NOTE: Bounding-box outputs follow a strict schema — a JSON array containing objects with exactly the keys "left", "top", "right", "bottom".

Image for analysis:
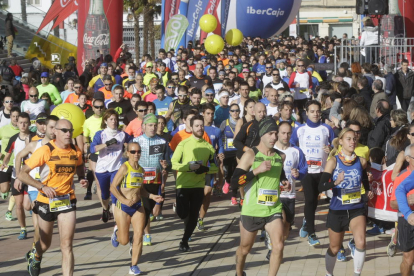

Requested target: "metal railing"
[{"left": 334, "top": 37, "right": 414, "bottom": 74}]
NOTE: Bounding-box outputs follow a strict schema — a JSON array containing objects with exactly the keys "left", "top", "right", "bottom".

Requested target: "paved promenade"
[{"left": 0, "top": 175, "right": 402, "bottom": 276}]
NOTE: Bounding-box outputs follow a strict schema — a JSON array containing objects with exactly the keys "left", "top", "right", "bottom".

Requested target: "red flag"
[
  {"left": 37, "top": 0, "right": 78, "bottom": 34},
  {"left": 199, "top": 0, "right": 221, "bottom": 43}
]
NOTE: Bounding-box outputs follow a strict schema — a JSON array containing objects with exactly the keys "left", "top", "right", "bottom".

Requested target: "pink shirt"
[{"left": 144, "top": 93, "right": 157, "bottom": 102}]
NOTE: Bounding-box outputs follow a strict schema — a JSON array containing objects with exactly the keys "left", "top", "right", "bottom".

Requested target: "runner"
[
  {"left": 231, "top": 117, "right": 290, "bottom": 276},
  {"left": 19, "top": 119, "right": 88, "bottom": 276},
  {"left": 290, "top": 100, "right": 335, "bottom": 246},
  {"left": 165, "top": 85, "right": 190, "bottom": 129},
  {"left": 90, "top": 109, "right": 133, "bottom": 222},
  {"left": 133, "top": 114, "right": 170, "bottom": 246},
  {"left": 1, "top": 112, "right": 33, "bottom": 240},
  {"left": 109, "top": 142, "right": 163, "bottom": 275},
  {"left": 14, "top": 115, "right": 58, "bottom": 256},
  {"left": 319, "top": 128, "right": 371, "bottom": 276},
  {"left": 171, "top": 114, "right": 219, "bottom": 252}
]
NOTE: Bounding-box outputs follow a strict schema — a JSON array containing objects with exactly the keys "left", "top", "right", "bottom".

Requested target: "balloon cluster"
[
  {"left": 51, "top": 103, "right": 86, "bottom": 138},
  {"left": 199, "top": 14, "right": 244, "bottom": 55}
]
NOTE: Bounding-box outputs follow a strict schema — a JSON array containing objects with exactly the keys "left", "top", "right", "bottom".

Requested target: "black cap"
[
  {"left": 36, "top": 112, "right": 47, "bottom": 123},
  {"left": 93, "top": 91, "right": 105, "bottom": 101}
]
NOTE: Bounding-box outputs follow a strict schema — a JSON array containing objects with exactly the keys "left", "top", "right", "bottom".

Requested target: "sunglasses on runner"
[
  {"left": 138, "top": 109, "right": 148, "bottom": 112},
  {"left": 94, "top": 105, "right": 104, "bottom": 109},
  {"left": 230, "top": 109, "right": 240, "bottom": 113},
  {"left": 74, "top": 86, "right": 81, "bottom": 89},
  {"left": 129, "top": 150, "right": 142, "bottom": 154},
  {"left": 4, "top": 100, "right": 13, "bottom": 104},
  {"left": 56, "top": 128, "right": 74, "bottom": 133}
]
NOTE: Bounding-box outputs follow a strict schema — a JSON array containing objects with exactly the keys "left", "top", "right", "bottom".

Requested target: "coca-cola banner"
[
  {"left": 367, "top": 165, "right": 398, "bottom": 222},
  {"left": 77, "top": 0, "right": 123, "bottom": 74}
]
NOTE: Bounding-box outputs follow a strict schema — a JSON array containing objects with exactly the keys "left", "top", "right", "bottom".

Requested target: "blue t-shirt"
[
  {"left": 260, "top": 97, "right": 270, "bottom": 106},
  {"left": 153, "top": 97, "right": 173, "bottom": 117},
  {"left": 214, "top": 105, "right": 230, "bottom": 127},
  {"left": 204, "top": 125, "right": 224, "bottom": 154}
]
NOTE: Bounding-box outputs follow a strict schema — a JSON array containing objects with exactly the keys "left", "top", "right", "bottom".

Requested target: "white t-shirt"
[
  {"left": 0, "top": 111, "right": 11, "bottom": 128},
  {"left": 266, "top": 105, "right": 279, "bottom": 117},
  {"left": 20, "top": 100, "right": 47, "bottom": 121}
]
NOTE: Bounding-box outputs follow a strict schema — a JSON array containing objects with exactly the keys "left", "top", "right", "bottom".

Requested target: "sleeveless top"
[
  {"left": 331, "top": 155, "right": 364, "bottom": 210},
  {"left": 242, "top": 147, "right": 283, "bottom": 217},
  {"left": 223, "top": 119, "right": 237, "bottom": 152},
  {"left": 121, "top": 161, "right": 144, "bottom": 189}
]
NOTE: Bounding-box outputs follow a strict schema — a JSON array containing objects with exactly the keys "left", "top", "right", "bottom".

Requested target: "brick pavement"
[{"left": 0, "top": 176, "right": 402, "bottom": 276}]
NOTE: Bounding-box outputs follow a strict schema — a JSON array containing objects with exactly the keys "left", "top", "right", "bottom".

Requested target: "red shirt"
[{"left": 9, "top": 65, "right": 23, "bottom": 77}]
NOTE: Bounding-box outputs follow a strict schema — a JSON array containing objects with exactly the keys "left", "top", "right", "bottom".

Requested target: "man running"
[
  {"left": 18, "top": 119, "right": 88, "bottom": 276},
  {"left": 171, "top": 114, "right": 219, "bottom": 252},
  {"left": 231, "top": 117, "right": 290, "bottom": 276},
  {"left": 133, "top": 114, "right": 170, "bottom": 246}
]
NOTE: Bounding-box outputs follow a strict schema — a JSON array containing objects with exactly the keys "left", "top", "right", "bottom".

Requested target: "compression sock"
[
  {"left": 353, "top": 247, "right": 366, "bottom": 275},
  {"left": 86, "top": 170, "right": 94, "bottom": 193},
  {"left": 8, "top": 195, "right": 15, "bottom": 211},
  {"left": 325, "top": 248, "right": 336, "bottom": 276}
]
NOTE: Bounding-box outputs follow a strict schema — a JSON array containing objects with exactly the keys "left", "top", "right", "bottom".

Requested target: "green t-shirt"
[
  {"left": 242, "top": 148, "right": 283, "bottom": 217},
  {"left": 171, "top": 135, "right": 218, "bottom": 189},
  {"left": 234, "top": 63, "right": 242, "bottom": 73},
  {"left": 83, "top": 115, "right": 103, "bottom": 142},
  {"left": 249, "top": 89, "right": 261, "bottom": 102},
  {"left": 0, "top": 123, "right": 19, "bottom": 165},
  {"left": 37, "top": 83, "right": 62, "bottom": 105}
]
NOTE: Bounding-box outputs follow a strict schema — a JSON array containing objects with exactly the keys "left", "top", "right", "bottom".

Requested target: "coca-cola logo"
[
  {"left": 370, "top": 181, "right": 383, "bottom": 196},
  {"left": 83, "top": 33, "right": 110, "bottom": 46}
]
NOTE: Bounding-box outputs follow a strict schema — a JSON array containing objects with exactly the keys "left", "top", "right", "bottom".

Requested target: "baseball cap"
[
  {"left": 36, "top": 112, "right": 47, "bottom": 123},
  {"left": 205, "top": 88, "right": 215, "bottom": 94},
  {"left": 146, "top": 62, "right": 153, "bottom": 67},
  {"left": 218, "top": 71, "right": 226, "bottom": 76},
  {"left": 40, "top": 72, "right": 49, "bottom": 78},
  {"left": 93, "top": 91, "right": 105, "bottom": 101},
  {"left": 200, "top": 56, "right": 207, "bottom": 60},
  {"left": 100, "top": 63, "right": 108, "bottom": 68},
  {"left": 242, "top": 68, "right": 249, "bottom": 73}
]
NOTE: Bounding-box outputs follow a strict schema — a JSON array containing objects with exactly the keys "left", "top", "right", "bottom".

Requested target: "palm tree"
[
  {"left": 21, "top": 0, "right": 27, "bottom": 22},
  {"left": 147, "top": 0, "right": 161, "bottom": 58},
  {"left": 124, "top": 0, "right": 145, "bottom": 62}
]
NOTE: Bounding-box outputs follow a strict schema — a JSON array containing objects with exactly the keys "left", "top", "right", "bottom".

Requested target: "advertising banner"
[
  {"left": 37, "top": 0, "right": 78, "bottom": 33},
  {"left": 185, "top": 0, "right": 209, "bottom": 45},
  {"left": 199, "top": 0, "right": 221, "bottom": 43},
  {"left": 164, "top": 15, "right": 190, "bottom": 51},
  {"left": 161, "top": 0, "right": 182, "bottom": 47},
  {"left": 77, "top": 0, "right": 123, "bottom": 74}
]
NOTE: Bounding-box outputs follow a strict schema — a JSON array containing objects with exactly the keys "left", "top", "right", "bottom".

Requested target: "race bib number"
[
  {"left": 307, "top": 159, "right": 322, "bottom": 168},
  {"left": 129, "top": 181, "right": 142, "bottom": 188},
  {"left": 226, "top": 138, "right": 234, "bottom": 149},
  {"left": 257, "top": 189, "right": 279, "bottom": 206},
  {"left": 49, "top": 194, "right": 71, "bottom": 212},
  {"left": 158, "top": 108, "right": 168, "bottom": 116},
  {"left": 143, "top": 167, "right": 157, "bottom": 181},
  {"left": 341, "top": 187, "right": 361, "bottom": 205},
  {"left": 2, "top": 166, "right": 8, "bottom": 172}
]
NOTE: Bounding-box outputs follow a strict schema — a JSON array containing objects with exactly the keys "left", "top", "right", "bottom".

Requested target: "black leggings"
[
  {"left": 142, "top": 184, "right": 161, "bottom": 227},
  {"left": 302, "top": 173, "right": 322, "bottom": 234},
  {"left": 176, "top": 188, "right": 204, "bottom": 243},
  {"left": 86, "top": 169, "right": 94, "bottom": 193},
  {"left": 223, "top": 151, "right": 238, "bottom": 197}
]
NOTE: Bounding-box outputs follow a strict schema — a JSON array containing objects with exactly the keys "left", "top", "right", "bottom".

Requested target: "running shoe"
[
  {"left": 1, "top": 192, "right": 8, "bottom": 199},
  {"left": 197, "top": 218, "right": 205, "bottom": 231},
  {"left": 27, "top": 255, "right": 41, "bottom": 276},
  {"left": 234, "top": 272, "right": 246, "bottom": 276},
  {"left": 385, "top": 228, "right": 395, "bottom": 235},
  {"left": 348, "top": 238, "right": 356, "bottom": 258},
  {"left": 102, "top": 208, "right": 110, "bottom": 223},
  {"left": 264, "top": 231, "right": 272, "bottom": 250},
  {"left": 25, "top": 246, "right": 35, "bottom": 261},
  {"left": 18, "top": 229, "right": 27, "bottom": 240},
  {"left": 156, "top": 213, "right": 164, "bottom": 221},
  {"left": 366, "top": 224, "right": 384, "bottom": 235},
  {"left": 150, "top": 214, "right": 155, "bottom": 222},
  {"left": 298, "top": 187, "right": 304, "bottom": 192},
  {"left": 308, "top": 233, "right": 320, "bottom": 246},
  {"left": 337, "top": 247, "right": 346, "bottom": 262},
  {"left": 222, "top": 182, "right": 230, "bottom": 194},
  {"left": 179, "top": 241, "right": 191, "bottom": 252},
  {"left": 266, "top": 250, "right": 271, "bottom": 261},
  {"left": 111, "top": 225, "right": 119, "bottom": 247},
  {"left": 84, "top": 192, "right": 92, "bottom": 200},
  {"left": 143, "top": 234, "right": 151, "bottom": 246},
  {"left": 387, "top": 233, "right": 397, "bottom": 257},
  {"left": 239, "top": 198, "right": 244, "bottom": 210},
  {"left": 5, "top": 210, "right": 13, "bottom": 221},
  {"left": 129, "top": 265, "right": 141, "bottom": 275},
  {"left": 214, "top": 187, "right": 223, "bottom": 197},
  {"left": 299, "top": 218, "right": 308, "bottom": 238},
  {"left": 231, "top": 197, "right": 238, "bottom": 206}
]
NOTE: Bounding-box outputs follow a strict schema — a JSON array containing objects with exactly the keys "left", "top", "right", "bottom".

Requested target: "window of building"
[{"left": 28, "top": 0, "right": 41, "bottom": 5}]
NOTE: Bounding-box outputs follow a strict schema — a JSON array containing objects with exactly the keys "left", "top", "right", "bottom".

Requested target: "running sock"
[
  {"left": 353, "top": 247, "right": 366, "bottom": 275},
  {"left": 8, "top": 195, "right": 15, "bottom": 211},
  {"left": 325, "top": 248, "right": 336, "bottom": 276},
  {"left": 21, "top": 227, "right": 26, "bottom": 230}
]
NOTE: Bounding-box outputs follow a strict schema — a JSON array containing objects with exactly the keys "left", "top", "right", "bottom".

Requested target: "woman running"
[
  {"left": 220, "top": 103, "right": 240, "bottom": 205},
  {"left": 234, "top": 98, "right": 255, "bottom": 138},
  {"left": 91, "top": 109, "right": 133, "bottom": 222},
  {"left": 319, "top": 128, "right": 372, "bottom": 276},
  {"left": 110, "top": 142, "right": 163, "bottom": 275}
]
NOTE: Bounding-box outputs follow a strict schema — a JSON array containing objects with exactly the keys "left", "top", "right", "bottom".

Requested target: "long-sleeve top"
[
  {"left": 395, "top": 171, "right": 414, "bottom": 220},
  {"left": 171, "top": 136, "right": 218, "bottom": 189}
]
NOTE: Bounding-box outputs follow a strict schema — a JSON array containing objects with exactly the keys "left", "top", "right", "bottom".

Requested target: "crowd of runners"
[{"left": 2, "top": 18, "right": 414, "bottom": 276}]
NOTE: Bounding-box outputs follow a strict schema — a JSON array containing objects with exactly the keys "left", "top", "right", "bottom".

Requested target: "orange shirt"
[
  {"left": 125, "top": 118, "right": 143, "bottom": 137},
  {"left": 32, "top": 135, "right": 43, "bottom": 141},
  {"left": 218, "top": 58, "right": 229, "bottom": 66},
  {"left": 98, "top": 87, "right": 113, "bottom": 100},
  {"left": 64, "top": 94, "right": 92, "bottom": 105},
  {"left": 169, "top": 129, "right": 211, "bottom": 151},
  {"left": 391, "top": 168, "right": 414, "bottom": 210},
  {"left": 25, "top": 141, "right": 83, "bottom": 204}
]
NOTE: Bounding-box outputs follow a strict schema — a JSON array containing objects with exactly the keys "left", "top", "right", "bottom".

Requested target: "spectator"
[
  {"left": 360, "top": 17, "right": 378, "bottom": 64},
  {"left": 383, "top": 64, "right": 397, "bottom": 109},
  {"left": 367, "top": 99, "right": 391, "bottom": 148},
  {"left": 36, "top": 72, "right": 62, "bottom": 105},
  {"left": 9, "top": 59, "right": 23, "bottom": 77},
  {"left": 395, "top": 59, "right": 414, "bottom": 111},
  {"left": 5, "top": 13, "right": 15, "bottom": 58},
  {"left": 0, "top": 59, "right": 15, "bottom": 83},
  {"left": 51, "top": 64, "right": 65, "bottom": 92},
  {"left": 370, "top": 79, "right": 388, "bottom": 119}
]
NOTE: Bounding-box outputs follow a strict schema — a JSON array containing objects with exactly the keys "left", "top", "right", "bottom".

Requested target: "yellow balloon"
[
  {"left": 51, "top": 103, "right": 86, "bottom": 138},
  {"left": 199, "top": 14, "right": 217, "bottom": 33},
  {"left": 205, "top": 34, "right": 225, "bottom": 55},
  {"left": 225, "top": 29, "right": 243, "bottom": 46}
]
